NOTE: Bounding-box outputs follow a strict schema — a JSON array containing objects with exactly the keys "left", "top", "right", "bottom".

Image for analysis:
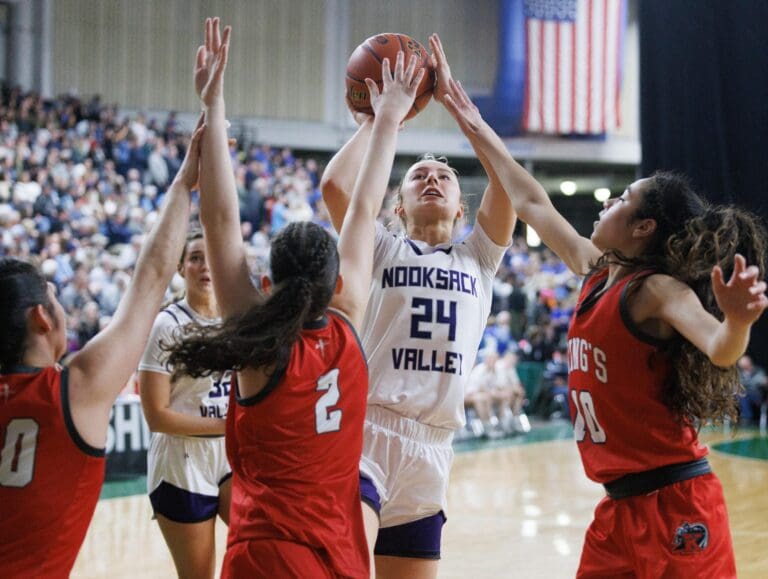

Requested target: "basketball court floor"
[{"left": 70, "top": 422, "right": 768, "bottom": 578}]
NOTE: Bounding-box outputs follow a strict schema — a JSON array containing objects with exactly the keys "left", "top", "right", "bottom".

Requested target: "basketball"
[{"left": 346, "top": 33, "right": 435, "bottom": 120}]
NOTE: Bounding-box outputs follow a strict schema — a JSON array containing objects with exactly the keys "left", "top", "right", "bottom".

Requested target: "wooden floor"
[{"left": 71, "top": 427, "right": 768, "bottom": 578}]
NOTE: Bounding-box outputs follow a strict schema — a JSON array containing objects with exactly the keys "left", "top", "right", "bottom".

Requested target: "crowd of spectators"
[{"left": 0, "top": 86, "right": 328, "bottom": 353}]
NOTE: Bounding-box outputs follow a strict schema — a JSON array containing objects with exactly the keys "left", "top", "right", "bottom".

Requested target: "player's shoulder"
[
  {"left": 154, "top": 302, "right": 192, "bottom": 328},
  {"left": 326, "top": 309, "right": 367, "bottom": 356},
  {"left": 634, "top": 272, "right": 691, "bottom": 300},
  {"left": 457, "top": 224, "right": 508, "bottom": 263}
]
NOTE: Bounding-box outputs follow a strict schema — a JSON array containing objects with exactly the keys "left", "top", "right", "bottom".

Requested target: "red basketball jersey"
[
  {"left": 226, "top": 311, "right": 369, "bottom": 578},
  {"left": 0, "top": 366, "right": 106, "bottom": 577},
  {"left": 566, "top": 270, "right": 708, "bottom": 484}
]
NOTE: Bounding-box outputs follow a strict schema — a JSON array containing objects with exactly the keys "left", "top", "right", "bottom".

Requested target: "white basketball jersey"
[
  {"left": 362, "top": 223, "right": 507, "bottom": 429},
  {"left": 139, "top": 300, "right": 231, "bottom": 421}
]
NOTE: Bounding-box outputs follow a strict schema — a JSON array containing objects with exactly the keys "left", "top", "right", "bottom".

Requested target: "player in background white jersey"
[
  {"left": 139, "top": 230, "right": 232, "bottom": 579},
  {"left": 321, "top": 34, "right": 528, "bottom": 579}
]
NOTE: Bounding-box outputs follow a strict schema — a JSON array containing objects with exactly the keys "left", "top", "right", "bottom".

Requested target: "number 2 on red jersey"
[{"left": 315, "top": 369, "right": 342, "bottom": 434}]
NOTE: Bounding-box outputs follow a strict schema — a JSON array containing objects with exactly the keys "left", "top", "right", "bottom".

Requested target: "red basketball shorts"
[
  {"left": 577, "top": 473, "right": 735, "bottom": 578},
  {"left": 222, "top": 538, "right": 350, "bottom": 579}
]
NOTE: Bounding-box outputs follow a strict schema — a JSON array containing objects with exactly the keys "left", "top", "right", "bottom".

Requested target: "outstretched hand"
[
  {"left": 712, "top": 254, "right": 768, "bottom": 326},
  {"left": 429, "top": 33, "right": 453, "bottom": 104},
  {"left": 194, "top": 17, "right": 231, "bottom": 107},
  {"left": 364, "top": 51, "right": 425, "bottom": 124},
  {"left": 442, "top": 78, "right": 485, "bottom": 135},
  {"left": 174, "top": 115, "right": 206, "bottom": 191}
]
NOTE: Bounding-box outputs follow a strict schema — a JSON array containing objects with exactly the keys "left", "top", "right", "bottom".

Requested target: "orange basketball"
[{"left": 346, "top": 33, "right": 435, "bottom": 121}]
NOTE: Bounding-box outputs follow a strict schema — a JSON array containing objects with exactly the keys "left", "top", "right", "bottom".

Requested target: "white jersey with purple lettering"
[
  {"left": 362, "top": 222, "right": 507, "bottom": 429},
  {"left": 139, "top": 300, "right": 231, "bottom": 421}
]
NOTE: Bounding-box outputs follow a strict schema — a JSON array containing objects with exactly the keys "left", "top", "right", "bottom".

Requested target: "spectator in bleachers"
[
  {"left": 465, "top": 350, "right": 529, "bottom": 438},
  {"left": 533, "top": 348, "right": 570, "bottom": 419},
  {"left": 738, "top": 355, "right": 768, "bottom": 424}
]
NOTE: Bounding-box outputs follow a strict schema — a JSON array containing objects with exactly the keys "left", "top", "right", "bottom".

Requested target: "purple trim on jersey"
[
  {"left": 359, "top": 473, "right": 382, "bottom": 513},
  {"left": 375, "top": 511, "right": 446, "bottom": 559},
  {"left": 405, "top": 238, "right": 454, "bottom": 256},
  {"left": 149, "top": 480, "right": 219, "bottom": 523},
  {"left": 405, "top": 238, "right": 423, "bottom": 255},
  {"left": 161, "top": 308, "right": 181, "bottom": 325},
  {"left": 360, "top": 473, "right": 446, "bottom": 559},
  {"left": 173, "top": 303, "right": 196, "bottom": 323}
]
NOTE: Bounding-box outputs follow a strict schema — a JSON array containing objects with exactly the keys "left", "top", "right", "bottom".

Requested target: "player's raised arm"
[
  {"left": 320, "top": 113, "right": 374, "bottom": 234},
  {"left": 429, "top": 34, "right": 517, "bottom": 247},
  {"left": 67, "top": 123, "right": 203, "bottom": 448},
  {"left": 439, "top": 64, "right": 601, "bottom": 275},
  {"left": 196, "top": 18, "right": 258, "bottom": 319},
  {"left": 332, "top": 52, "right": 424, "bottom": 330}
]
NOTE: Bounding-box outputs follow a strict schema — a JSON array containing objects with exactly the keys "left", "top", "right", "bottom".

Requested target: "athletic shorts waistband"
[
  {"left": 603, "top": 457, "right": 712, "bottom": 499},
  {"left": 366, "top": 405, "right": 454, "bottom": 446}
]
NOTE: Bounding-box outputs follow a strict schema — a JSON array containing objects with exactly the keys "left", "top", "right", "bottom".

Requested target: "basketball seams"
[
  {"left": 396, "top": 34, "right": 407, "bottom": 53},
  {"left": 345, "top": 72, "right": 367, "bottom": 84},
  {"left": 347, "top": 33, "right": 434, "bottom": 120},
  {"left": 362, "top": 43, "right": 383, "bottom": 64}
]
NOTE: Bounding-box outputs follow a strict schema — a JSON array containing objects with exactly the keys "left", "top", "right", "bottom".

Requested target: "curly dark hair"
[
  {"left": 165, "top": 222, "right": 340, "bottom": 380},
  {"left": 592, "top": 171, "right": 768, "bottom": 425}
]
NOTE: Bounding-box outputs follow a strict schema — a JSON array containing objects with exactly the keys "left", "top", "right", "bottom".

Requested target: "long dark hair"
[
  {"left": 593, "top": 172, "right": 768, "bottom": 425},
  {"left": 166, "top": 222, "right": 339, "bottom": 379},
  {"left": 0, "top": 258, "right": 52, "bottom": 372}
]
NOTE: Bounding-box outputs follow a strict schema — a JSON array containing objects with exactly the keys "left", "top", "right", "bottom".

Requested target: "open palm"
[
  {"left": 194, "top": 17, "right": 231, "bottom": 106},
  {"left": 365, "top": 52, "right": 425, "bottom": 123},
  {"left": 712, "top": 254, "right": 768, "bottom": 326}
]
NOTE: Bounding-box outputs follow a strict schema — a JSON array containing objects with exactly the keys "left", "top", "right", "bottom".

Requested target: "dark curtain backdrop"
[{"left": 639, "top": 0, "right": 768, "bottom": 366}]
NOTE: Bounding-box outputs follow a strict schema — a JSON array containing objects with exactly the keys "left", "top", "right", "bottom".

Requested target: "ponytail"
[{"left": 166, "top": 222, "right": 339, "bottom": 379}]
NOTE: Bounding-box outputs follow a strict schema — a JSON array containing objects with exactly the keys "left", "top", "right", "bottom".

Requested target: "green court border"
[
  {"left": 100, "top": 420, "right": 576, "bottom": 500},
  {"left": 712, "top": 435, "right": 768, "bottom": 461},
  {"left": 101, "top": 422, "right": 766, "bottom": 501}
]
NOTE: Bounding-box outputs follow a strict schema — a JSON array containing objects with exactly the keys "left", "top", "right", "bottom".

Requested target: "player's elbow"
[{"left": 320, "top": 172, "right": 343, "bottom": 201}]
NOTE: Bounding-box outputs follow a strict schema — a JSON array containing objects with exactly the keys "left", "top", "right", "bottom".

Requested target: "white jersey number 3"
[
  {"left": 0, "top": 418, "right": 39, "bottom": 487},
  {"left": 571, "top": 390, "right": 606, "bottom": 443},
  {"left": 315, "top": 369, "right": 342, "bottom": 434}
]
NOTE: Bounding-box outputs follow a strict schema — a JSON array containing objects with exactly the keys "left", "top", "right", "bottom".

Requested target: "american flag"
[{"left": 522, "top": 0, "right": 625, "bottom": 135}]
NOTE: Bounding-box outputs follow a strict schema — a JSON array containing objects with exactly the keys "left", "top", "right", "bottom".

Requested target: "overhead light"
[
  {"left": 526, "top": 225, "right": 541, "bottom": 247},
  {"left": 593, "top": 188, "right": 611, "bottom": 202},
  {"left": 559, "top": 180, "right": 577, "bottom": 196}
]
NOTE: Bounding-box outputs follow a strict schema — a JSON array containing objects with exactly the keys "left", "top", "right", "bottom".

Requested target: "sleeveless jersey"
[
  {"left": 139, "top": 300, "right": 230, "bottom": 421},
  {"left": 0, "top": 366, "right": 105, "bottom": 578},
  {"left": 362, "top": 222, "right": 507, "bottom": 429},
  {"left": 566, "top": 269, "right": 708, "bottom": 484},
  {"left": 226, "top": 311, "right": 369, "bottom": 577}
]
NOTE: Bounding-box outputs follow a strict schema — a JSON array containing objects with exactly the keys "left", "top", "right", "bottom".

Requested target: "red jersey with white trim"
[
  {"left": 566, "top": 269, "right": 708, "bottom": 484},
  {"left": 226, "top": 311, "right": 369, "bottom": 578},
  {"left": 0, "top": 366, "right": 106, "bottom": 578}
]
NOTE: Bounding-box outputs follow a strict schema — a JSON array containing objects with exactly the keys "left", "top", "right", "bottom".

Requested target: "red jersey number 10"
[
  {"left": 0, "top": 418, "right": 39, "bottom": 487},
  {"left": 571, "top": 390, "right": 607, "bottom": 444}
]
